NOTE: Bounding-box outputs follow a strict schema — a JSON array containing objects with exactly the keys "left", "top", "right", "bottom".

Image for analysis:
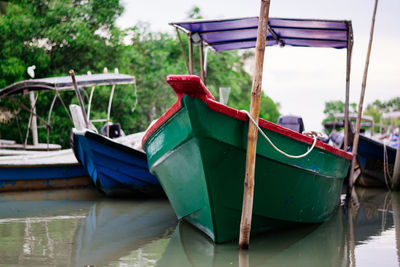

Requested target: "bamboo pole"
[
  {"left": 188, "top": 33, "right": 194, "bottom": 75},
  {"left": 69, "top": 70, "right": 89, "bottom": 128},
  {"left": 348, "top": 0, "right": 379, "bottom": 195},
  {"left": 391, "top": 139, "right": 400, "bottom": 189},
  {"left": 176, "top": 28, "right": 190, "bottom": 74},
  {"left": 344, "top": 23, "right": 353, "bottom": 150},
  {"left": 239, "top": 0, "right": 271, "bottom": 250},
  {"left": 106, "top": 84, "right": 116, "bottom": 137},
  {"left": 29, "top": 91, "right": 39, "bottom": 146},
  {"left": 199, "top": 42, "right": 205, "bottom": 83}
]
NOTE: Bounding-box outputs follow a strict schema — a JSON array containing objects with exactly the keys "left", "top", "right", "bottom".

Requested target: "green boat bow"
[{"left": 143, "top": 75, "right": 352, "bottom": 243}]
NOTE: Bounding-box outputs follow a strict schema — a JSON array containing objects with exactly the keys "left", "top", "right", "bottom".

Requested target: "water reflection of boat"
[
  {"left": 71, "top": 199, "right": 177, "bottom": 267},
  {"left": 157, "top": 209, "right": 346, "bottom": 267},
  {"left": 0, "top": 189, "right": 177, "bottom": 266},
  {"left": 350, "top": 187, "right": 393, "bottom": 244}
]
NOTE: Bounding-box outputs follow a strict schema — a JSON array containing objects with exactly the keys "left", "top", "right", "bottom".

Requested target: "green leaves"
[{"left": 0, "top": 2, "right": 281, "bottom": 148}]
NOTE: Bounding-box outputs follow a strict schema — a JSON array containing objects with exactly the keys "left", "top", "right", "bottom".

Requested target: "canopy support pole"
[
  {"left": 87, "top": 85, "right": 96, "bottom": 121},
  {"left": 188, "top": 33, "right": 194, "bottom": 74},
  {"left": 29, "top": 91, "right": 39, "bottom": 146},
  {"left": 344, "top": 22, "right": 353, "bottom": 151},
  {"left": 7, "top": 96, "right": 51, "bottom": 129},
  {"left": 239, "top": 0, "right": 271, "bottom": 250},
  {"left": 392, "top": 138, "right": 400, "bottom": 189},
  {"left": 348, "top": 0, "right": 378, "bottom": 196},
  {"left": 69, "top": 69, "right": 89, "bottom": 128},
  {"left": 199, "top": 42, "right": 206, "bottom": 84},
  {"left": 106, "top": 84, "right": 116, "bottom": 137},
  {"left": 204, "top": 46, "right": 209, "bottom": 81},
  {"left": 176, "top": 28, "right": 190, "bottom": 74}
]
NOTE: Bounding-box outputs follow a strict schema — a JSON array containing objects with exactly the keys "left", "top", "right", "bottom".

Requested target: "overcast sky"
[{"left": 117, "top": 0, "right": 399, "bottom": 131}]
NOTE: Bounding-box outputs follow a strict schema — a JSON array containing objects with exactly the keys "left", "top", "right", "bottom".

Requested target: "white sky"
[{"left": 117, "top": 0, "right": 400, "bottom": 131}]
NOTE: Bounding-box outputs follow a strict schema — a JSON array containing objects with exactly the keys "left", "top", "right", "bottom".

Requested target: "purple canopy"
[{"left": 171, "top": 17, "right": 352, "bottom": 51}]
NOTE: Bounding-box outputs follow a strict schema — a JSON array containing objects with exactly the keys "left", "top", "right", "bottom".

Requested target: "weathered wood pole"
[
  {"left": 239, "top": 0, "right": 271, "bottom": 250},
  {"left": 69, "top": 69, "right": 89, "bottom": 128},
  {"left": 348, "top": 0, "right": 379, "bottom": 194},
  {"left": 344, "top": 23, "right": 353, "bottom": 150},
  {"left": 391, "top": 138, "right": 400, "bottom": 189},
  {"left": 188, "top": 33, "right": 194, "bottom": 74},
  {"left": 391, "top": 192, "right": 400, "bottom": 259},
  {"left": 29, "top": 91, "right": 39, "bottom": 146},
  {"left": 199, "top": 41, "right": 206, "bottom": 83},
  {"left": 175, "top": 28, "right": 190, "bottom": 74}
]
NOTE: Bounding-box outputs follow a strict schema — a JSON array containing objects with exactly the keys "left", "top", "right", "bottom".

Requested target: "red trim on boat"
[{"left": 142, "top": 75, "right": 353, "bottom": 160}]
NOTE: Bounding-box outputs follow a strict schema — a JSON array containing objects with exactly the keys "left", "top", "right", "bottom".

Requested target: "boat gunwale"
[
  {"left": 82, "top": 130, "right": 147, "bottom": 160},
  {"left": 143, "top": 75, "right": 353, "bottom": 161}
]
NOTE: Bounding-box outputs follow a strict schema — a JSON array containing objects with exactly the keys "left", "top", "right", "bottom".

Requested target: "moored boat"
[
  {"left": 142, "top": 16, "right": 354, "bottom": 243},
  {"left": 0, "top": 74, "right": 92, "bottom": 191},
  {"left": 69, "top": 73, "right": 162, "bottom": 197},
  {"left": 72, "top": 130, "right": 162, "bottom": 196},
  {"left": 142, "top": 75, "right": 352, "bottom": 243}
]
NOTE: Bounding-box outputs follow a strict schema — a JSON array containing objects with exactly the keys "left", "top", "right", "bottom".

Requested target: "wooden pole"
[
  {"left": 69, "top": 69, "right": 89, "bottom": 128},
  {"left": 239, "top": 0, "right": 271, "bottom": 250},
  {"left": 391, "top": 138, "right": 400, "bottom": 189},
  {"left": 106, "top": 84, "right": 116, "bottom": 137},
  {"left": 344, "top": 23, "right": 353, "bottom": 150},
  {"left": 348, "top": 0, "right": 379, "bottom": 195},
  {"left": 199, "top": 41, "right": 205, "bottom": 83},
  {"left": 176, "top": 28, "right": 190, "bottom": 74},
  {"left": 29, "top": 91, "right": 39, "bottom": 146},
  {"left": 188, "top": 33, "right": 194, "bottom": 75}
]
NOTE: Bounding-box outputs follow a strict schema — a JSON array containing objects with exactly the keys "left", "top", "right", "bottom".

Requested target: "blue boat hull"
[
  {"left": 357, "top": 135, "right": 396, "bottom": 186},
  {"left": 0, "top": 163, "right": 90, "bottom": 192},
  {"left": 72, "top": 131, "right": 163, "bottom": 196}
]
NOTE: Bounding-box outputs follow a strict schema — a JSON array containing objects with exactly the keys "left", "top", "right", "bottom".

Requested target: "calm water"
[{"left": 0, "top": 187, "right": 398, "bottom": 267}]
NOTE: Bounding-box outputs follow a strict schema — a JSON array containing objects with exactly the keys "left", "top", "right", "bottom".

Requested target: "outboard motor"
[
  {"left": 101, "top": 122, "right": 124, "bottom": 139},
  {"left": 277, "top": 115, "right": 304, "bottom": 133}
]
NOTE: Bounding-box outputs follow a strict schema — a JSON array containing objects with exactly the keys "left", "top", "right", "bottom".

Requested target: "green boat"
[
  {"left": 143, "top": 75, "right": 352, "bottom": 243},
  {"left": 143, "top": 17, "right": 354, "bottom": 243}
]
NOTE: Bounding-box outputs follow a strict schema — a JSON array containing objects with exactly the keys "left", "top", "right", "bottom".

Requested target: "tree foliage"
[
  {"left": 322, "top": 98, "right": 400, "bottom": 133},
  {"left": 0, "top": 3, "right": 281, "bottom": 148}
]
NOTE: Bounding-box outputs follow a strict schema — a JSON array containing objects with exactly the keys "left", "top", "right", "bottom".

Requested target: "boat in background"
[
  {"left": 69, "top": 73, "right": 162, "bottom": 197},
  {"left": 142, "top": 16, "right": 354, "bottom": 243},
  {"left": 0, "top": 75, "right": 92, "bottom": 191},
  {"left": 357, "top": 111, "right": 399, "bottom": 187},
  {"left": 323, "top": 113, "right": 398, "bottom": 187}
]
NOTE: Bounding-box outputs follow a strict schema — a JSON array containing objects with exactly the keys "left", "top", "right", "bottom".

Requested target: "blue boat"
[
  {"left": 68, "top": 72, "right": 162, "bottom": 196},
  {"left": 0, "top": 149, "right": 89, "bottom": 191},
  {"left": 72, "top": 130, "right": 162, "bottom": 196},
  {"left": 357, "top": 134, "right": 397, "bottom": 187}
]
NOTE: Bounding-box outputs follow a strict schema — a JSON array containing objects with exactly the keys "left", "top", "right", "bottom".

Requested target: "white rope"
[
  {"left": 242, "top": 110, "right": 317, "bottom": 159},
  {"left": 383, "top": 143, "right": 392, "bottom": 190}
]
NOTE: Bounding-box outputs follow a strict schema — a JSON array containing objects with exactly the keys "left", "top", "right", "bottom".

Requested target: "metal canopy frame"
[
  {"left": 0, "top": 73, "right": 136, "bottom": 148},
  {"left": 171, "top": 16, "right": 354, "bottom": 148}
]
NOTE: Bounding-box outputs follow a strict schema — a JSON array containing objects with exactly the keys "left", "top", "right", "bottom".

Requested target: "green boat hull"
[{"left": 145, "top": 94, "right": 350, "bottom": 243}]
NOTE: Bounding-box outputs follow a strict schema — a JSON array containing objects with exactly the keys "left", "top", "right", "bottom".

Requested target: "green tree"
[
  {"left": 0, "top": 3, "right": 281, "bottom": 148},
  {"left": 0, "top": 0, "right": 125, "bottom": 146}
]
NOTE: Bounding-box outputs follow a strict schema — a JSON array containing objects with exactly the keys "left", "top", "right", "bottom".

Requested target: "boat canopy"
[
  {"left": 333, "top": 113, "right": 374, "bottom": 122},
  {"left": 0, "top": 73, "right": 135, "bottom": 99},
  {"left": 170, "top": 17, "right": 353, "bottom": 51}
]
